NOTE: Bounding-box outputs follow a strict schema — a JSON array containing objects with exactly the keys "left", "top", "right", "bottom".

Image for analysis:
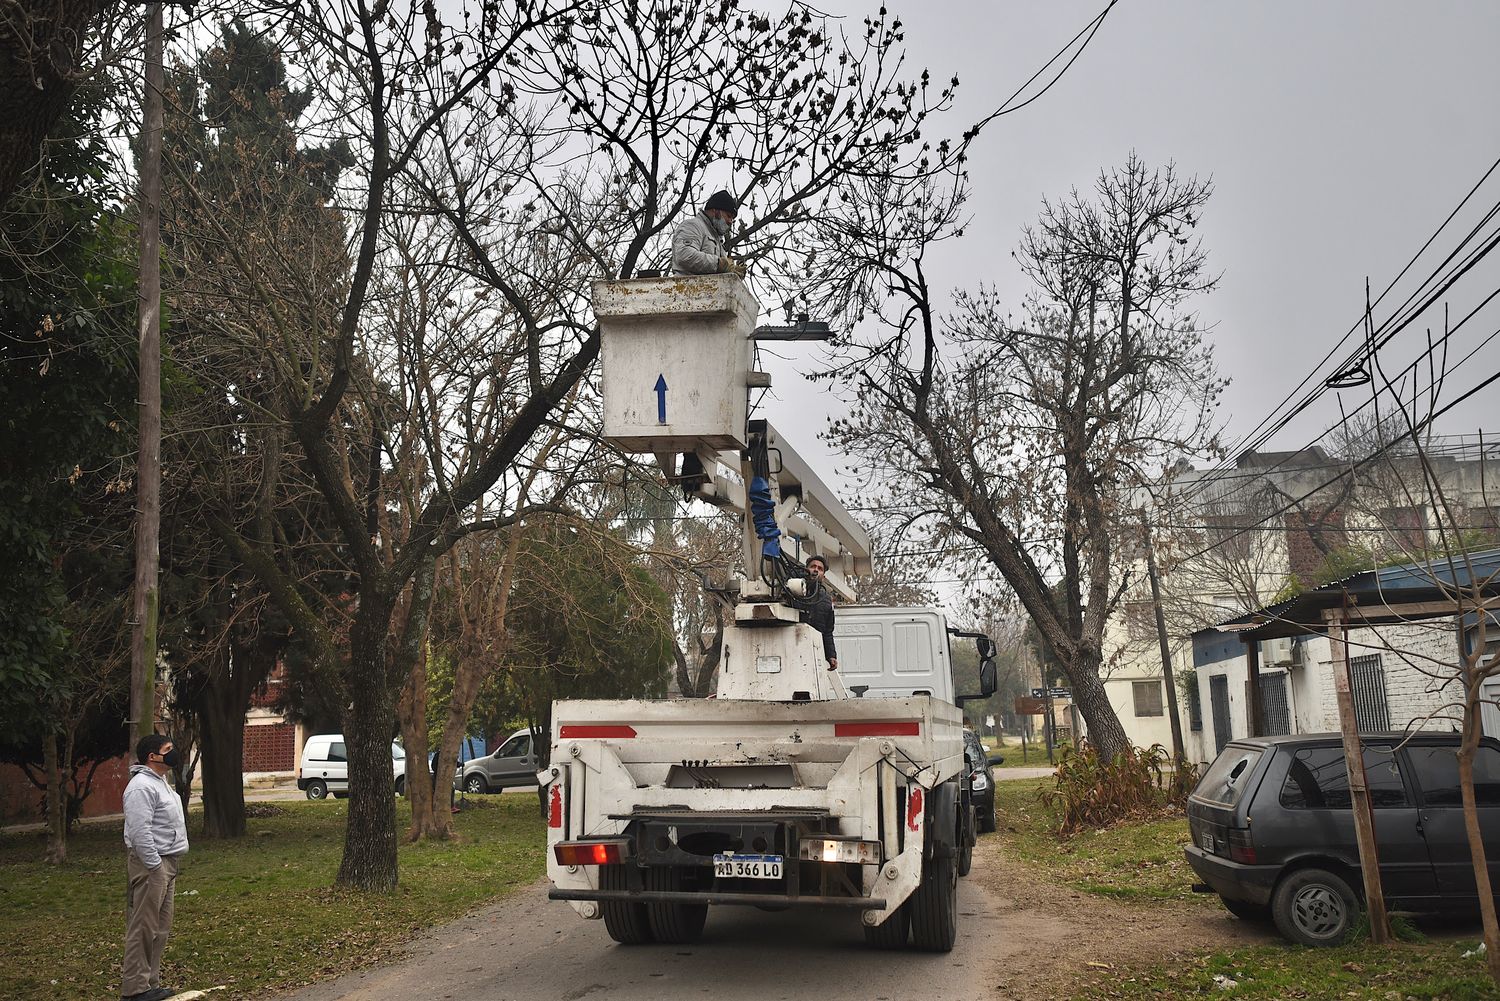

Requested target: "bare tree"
[{"left": 824, "top": 156, "right": 1226, "bottom": 761}]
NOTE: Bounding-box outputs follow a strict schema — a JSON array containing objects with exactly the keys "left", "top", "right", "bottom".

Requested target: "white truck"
[{"left": 541, "top": 274, "right": 997, "bottom": 951}]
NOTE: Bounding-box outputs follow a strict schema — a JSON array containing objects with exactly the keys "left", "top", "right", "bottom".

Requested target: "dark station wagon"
[{"left": 1185, "top": 732, "right": 1500, "bottom": 945}]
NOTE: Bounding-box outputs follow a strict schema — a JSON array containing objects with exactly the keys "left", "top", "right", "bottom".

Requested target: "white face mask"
[{"left": 708, "top": 215, "right": 731, "bottom": 237}]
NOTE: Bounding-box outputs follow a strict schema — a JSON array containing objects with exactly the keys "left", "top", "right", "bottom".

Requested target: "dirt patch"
[{"left": 970, "top": 836, "right": 1276, "bottom": 1000}]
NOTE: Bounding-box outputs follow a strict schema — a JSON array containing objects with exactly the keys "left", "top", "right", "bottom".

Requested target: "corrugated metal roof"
[{"left": 1209, "top": 547, "right": 1500, "bottom": 640}]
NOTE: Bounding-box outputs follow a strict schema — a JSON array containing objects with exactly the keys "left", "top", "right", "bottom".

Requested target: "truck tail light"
[
  {"left": 553, "top": 839, "right": 631, "bottom": 866},
  {"left": 798, "top": 838, "right": 882, "bottom": 865},
  {"left": 1228, "top": 828, "right": 1257, "bottom": 864},
  {"left": 834, "top": 722, "right": 920, "bottom": 737}
]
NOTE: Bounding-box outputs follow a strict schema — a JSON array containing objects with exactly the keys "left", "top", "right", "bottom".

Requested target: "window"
[
  {"left": 327, "top": 742, "right": 347, "bottom": 762},
  {"left": 1132, "top": 680, "right": 1164, "bottom": 717},
  {"left": 1349, "top": 655, "right": 1391, "bottom": 731},
  {"left": 497, "top": 734, "right": 531, "bottom": 759},
  {"left": 1406, "top": 745, "right": 1500, "bottom": 807},
  {"left": 1186, "top": 682, "right": 1203, "bottom": 732},
  {"left": 1279, "top": 745, "right": 1408, "bottom": 809},
  {"left": 1195, "top": 746, "right": 1263, "bottom": 808}
]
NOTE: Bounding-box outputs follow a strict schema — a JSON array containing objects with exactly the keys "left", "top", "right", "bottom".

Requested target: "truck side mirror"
[
  {"left": 979, "top": 657, "right": 997, "bottom": 698},
  {"left": 976, "top": 636, "right": 994, "bottom": 659}
]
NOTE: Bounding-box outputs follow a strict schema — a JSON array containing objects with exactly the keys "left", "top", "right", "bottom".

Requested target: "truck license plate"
[{"left": 714, "top": 853, "right": 783, "bottom": 880}]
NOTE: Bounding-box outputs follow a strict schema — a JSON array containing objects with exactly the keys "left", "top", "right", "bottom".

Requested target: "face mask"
[
  {"left": 709, "top": 215, "right": 731, "bottom": 237},
  {"left": 161, "top": 749, "right": 181, "bottom": 769}
]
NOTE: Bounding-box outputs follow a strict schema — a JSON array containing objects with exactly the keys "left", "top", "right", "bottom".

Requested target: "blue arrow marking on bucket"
[{"left": 653, "top": 374, "right": 668, "bottom": 424}]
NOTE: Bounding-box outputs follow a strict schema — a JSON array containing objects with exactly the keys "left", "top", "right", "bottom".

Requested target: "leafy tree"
[{"left": 0, "top": 85, "right": 136, "bottom": 860}]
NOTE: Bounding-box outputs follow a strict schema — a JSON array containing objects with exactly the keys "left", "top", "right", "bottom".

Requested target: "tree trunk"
[
  {"left": 198, "top": 674, "right": 247, "bottom": 838},
  {"left": 336, "top": 598, "right": 400, "bottom": 891},
  {"left": 398, "top": 641, "right": 443, "bottom": 842},
  {"left": 1066, "top": 650, "right": 1130, "bottom": 762},
  {"left": 43, "top": 733, "right": 66, "bottom": 864},
  {"left": 1459, "top": 698, "right": 1500, "bottom": 983}
]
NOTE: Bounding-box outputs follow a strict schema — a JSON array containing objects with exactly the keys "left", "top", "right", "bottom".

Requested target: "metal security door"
[
  {"left": 1210, "top": 675, "right": 1232, "bottom": 753},
  {"left": 1349, "top": 655, "right": 1391, "bottom": 731},
  {"left": 1260, "top": 672, "right": 1291, "bottom": 736}
]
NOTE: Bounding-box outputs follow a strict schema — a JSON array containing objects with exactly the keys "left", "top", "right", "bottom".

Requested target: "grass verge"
[
  {"left": 983, "top": 735, "right": 1070, "bottom": 768},
  {"left": 0, "top": 796, "right": 545, "bottom": 1001},
  {"left": 997, "top": 775, "right": 1499, "bottom": 999},
  {"left": 995, "top": 776, "right": 1199, "bottom": 903}
]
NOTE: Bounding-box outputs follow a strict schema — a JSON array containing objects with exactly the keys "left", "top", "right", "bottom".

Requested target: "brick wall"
[
  {"left": 1309, "top": 621, "right": 1463, "bottom": 731},
  {"left": 0, "top": 753, "right": 133, "bottom": 825},
  {"left": 242, "top": 722, "right": 296, "bottom": 773}
]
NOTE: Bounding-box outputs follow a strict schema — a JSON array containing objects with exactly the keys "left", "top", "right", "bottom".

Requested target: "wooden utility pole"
[
  {"left": 1141, "top": 515, "right": 1186, "bottom": 764},
  {"left": 1243, "top": 638, "right": 1265, "bottom": 737},
  {"left": 1324, "top": 603, "right": 1391, "bottom": 944},
  {"left": 129, "top": 0, "right": 164, "bottom": 748}
]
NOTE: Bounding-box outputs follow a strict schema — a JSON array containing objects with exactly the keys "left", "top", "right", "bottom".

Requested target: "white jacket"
[
  {"left": 671, "top": 212, "right": 725, "bottom": 275},
  {"left": 123, "top": 764, "right": 189, "bottom": 868}
]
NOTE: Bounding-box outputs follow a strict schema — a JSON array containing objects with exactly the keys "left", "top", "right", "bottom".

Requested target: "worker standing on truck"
[
  {"left": 671, "top": 189, "right": 745, "bottom": 276},
  {"left": 797, "top": 554, "right": 838, "bottom": 670}
]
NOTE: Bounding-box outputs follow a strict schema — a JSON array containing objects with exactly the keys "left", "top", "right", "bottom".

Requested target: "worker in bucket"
[
  {"left": 671, "top": 189, "right": 746, "bottom": 276},
  {"left": 798, "top": 554, "right": 838, "bottom": 671}
]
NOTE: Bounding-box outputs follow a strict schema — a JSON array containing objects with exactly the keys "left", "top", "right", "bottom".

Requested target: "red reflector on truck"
[
  {"left": 834, "top": 722, "right": 920, "bottom": 737},
  {"left": 559, "top": 725, "right": 637, "bottom": 738},
  {"left": 553, "top": 840, "right": 630, "bottom": 866},
  {"left": 548, "top": 786, "right": 563, "bottom": 829}
]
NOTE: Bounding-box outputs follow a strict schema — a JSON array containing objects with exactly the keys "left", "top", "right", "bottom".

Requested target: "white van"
[{"left": 297, "top": 734, "right": 408, "bottom": 799}]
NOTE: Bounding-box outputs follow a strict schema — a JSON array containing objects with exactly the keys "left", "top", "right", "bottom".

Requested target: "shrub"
[{"left": 1040, "top": 741, "right": 1195, "bottom": 835}]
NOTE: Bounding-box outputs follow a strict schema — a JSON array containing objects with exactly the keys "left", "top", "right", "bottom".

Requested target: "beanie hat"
[{"left": 705, "top": 190, "right": 737, "bottom": 215}]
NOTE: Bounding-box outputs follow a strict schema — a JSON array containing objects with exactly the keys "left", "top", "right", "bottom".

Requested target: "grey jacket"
[
  {"left": 123, "top": 763, "right": 188, "bottom": 868},
  {"left": 671, "top": 212, "right": 725, "bottom": 275}
]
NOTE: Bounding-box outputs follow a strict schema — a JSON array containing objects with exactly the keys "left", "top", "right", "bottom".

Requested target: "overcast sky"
[{"left": 757, "top": 1, "right": 1500, "bottom": 488}]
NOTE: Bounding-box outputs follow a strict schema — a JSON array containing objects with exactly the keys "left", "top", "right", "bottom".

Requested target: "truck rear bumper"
[{"left": 548, "top": 887, "right": 888, "bottom": 910}]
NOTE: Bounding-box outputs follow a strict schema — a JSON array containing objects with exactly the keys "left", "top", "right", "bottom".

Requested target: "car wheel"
[
  {"left": 395, "top": 776, "right": 406, "bottom": 797},
  {"left": 1272, "top": 867, "right": 1358, "bottom": 946},
  {"left": 464, "top": 774, "right": 488, "bottom": 795},
  {"left": 305, "top": 780, "right": 328, "bottom": 801},
  {"left": 978, "top": 800, "right": 996, "bottom": 834},
  {"left": 1221, "top": 896, "right": 1272, "bottom": 922}
]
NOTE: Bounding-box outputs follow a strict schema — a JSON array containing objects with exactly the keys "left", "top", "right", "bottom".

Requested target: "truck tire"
[
  {"left": 909, "top": 849, "right": 958, "bottom": 952},
  {"left": 600, "top": 864, "right": 654, "bottom": 945},
  {"left": 644, "top": 866, "right": 707, "bottom": 944},
  {"left": 863, "top": 905, "right": 909, "bottom": 949}
]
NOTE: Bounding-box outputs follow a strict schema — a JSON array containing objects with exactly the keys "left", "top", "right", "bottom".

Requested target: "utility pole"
[
  {"left": 130, "top": 0, "right": 164, "bottom": 747},
  {"left": 1141, "top": 513, "right": 1186, "bottom": 765}
]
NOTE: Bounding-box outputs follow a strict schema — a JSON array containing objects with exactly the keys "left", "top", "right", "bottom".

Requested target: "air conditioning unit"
[{"left": 1262, "top": 637, "right": 1294, "bottom": 666}]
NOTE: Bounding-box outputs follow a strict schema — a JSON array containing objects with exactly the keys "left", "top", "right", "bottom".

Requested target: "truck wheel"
[
  {"left": 1271, "top": 867, "right": 1358, "bottom": 947},
  {"left": 599, "top": 864, "right": 654, "bottom": 945},
  {"left": 909, "top": 850, "right": 958, "bottom": 952},
  {"left": 644, "top": 866, "right": 707, "bottom": 944},
  {"left": 862, "top": 905, "right": 909, "bottom": 949},
  {"left": 305, "top": 780, "right": 328, "bottom": 801}
]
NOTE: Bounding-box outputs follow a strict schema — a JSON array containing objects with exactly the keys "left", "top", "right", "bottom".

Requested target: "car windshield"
[{"left": 1194, "top": 745, "right": 1264, "bottom": 808}]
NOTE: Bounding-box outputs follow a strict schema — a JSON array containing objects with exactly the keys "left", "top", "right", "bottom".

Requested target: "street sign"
[
  {"left": 984, "top": 714, "right": 995, "bottom": 728},
  {"left": 1048, "top": 688, "right": 1072, "bottom": 699},
  {"left": 1015, "top": 696, "right": 1046, "bottom": 714},
  {"left": 1030, "top": 687, "right": 1044, "bottom": 698}
]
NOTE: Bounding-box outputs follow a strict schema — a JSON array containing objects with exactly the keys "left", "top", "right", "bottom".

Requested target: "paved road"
[
  {"left": 277, "top": 876, "right": 1002, "bottom": 1001},
  {"left": 995, "top": 766, "right": 1054, "bottom": 781}
]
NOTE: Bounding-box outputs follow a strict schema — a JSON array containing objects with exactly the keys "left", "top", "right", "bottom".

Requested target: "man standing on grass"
[{"left": 121, "top": 733, "right": 188, "bottom": 1001}]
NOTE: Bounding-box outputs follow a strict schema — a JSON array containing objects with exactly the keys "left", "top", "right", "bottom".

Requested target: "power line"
[{"left": 968, "top": 0, "right": 1119, "bottom": 132}]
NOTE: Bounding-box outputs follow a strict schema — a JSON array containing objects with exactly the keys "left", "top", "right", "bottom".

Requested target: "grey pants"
[{"left": 123, "top": 851, "right": 180, "bottom": 995}]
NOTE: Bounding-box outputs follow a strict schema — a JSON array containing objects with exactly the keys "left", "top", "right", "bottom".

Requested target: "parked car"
[
  {"left": 456, "top": 728, "right": 539, "bottom": 794},
  {"left": 962, "top": 729, "right": 997, "bottom": 833},
  {"left": 297, "top": 734, "right": 407, "bottom": 800},
  {"left": 1186, "top": 731, "right": 1500, "bottom": 946}
]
